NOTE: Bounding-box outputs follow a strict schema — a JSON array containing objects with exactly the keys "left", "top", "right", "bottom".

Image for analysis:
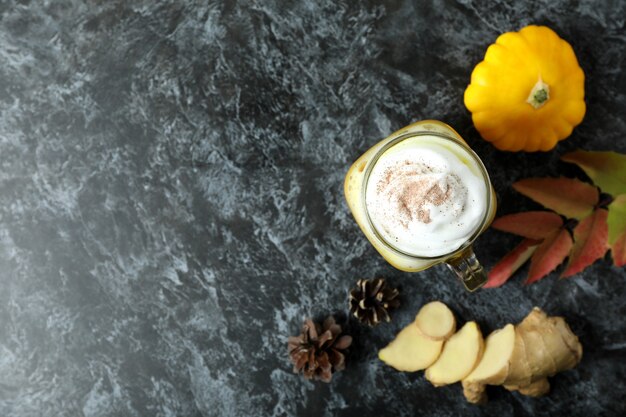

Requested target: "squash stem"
[{"left": 527, "top": 78, "right": 550, "bottom": 109}]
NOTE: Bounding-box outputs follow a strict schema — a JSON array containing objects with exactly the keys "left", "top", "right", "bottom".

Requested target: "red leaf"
[
  {"left": 562, "top": 209, "right": 609, "bottom": 277},
  {"left": 526, "top": 229, "right": 573, "bottom": 284},
  {"left": 491, "top": 211, "right": 563, "bottom": 239},
  {"left": 611, "top": 230, "right": 626, "bottom": 267},
  {"left": 485, "top": 238, "right": 541, "bottom": 288},
  {"left": 513, "top": 177, "right": 599, "bottom": 220}
]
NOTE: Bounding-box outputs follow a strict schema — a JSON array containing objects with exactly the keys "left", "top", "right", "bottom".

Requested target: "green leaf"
[
  {"left": 526, "top": 228, "right": 573, "bottom": 284},
  {"left": 562, "top": 209, "right": 608, "bottom": 278},
  {"left": 607, "top": 194, "right": 626, "bottom": 244},
  {"left": 562, "top": 150, "right": 626, "bottom": 196},
  {"left": 485, "top": 238, "right": 540, "bottom": 288},
  {"left": 607, "top": 194, "right": 626, "bottom": 267},
  {"left": 513, "top": 177, "right": 599, "bottom": 220},
  {"left": 611, "top": 230, "right": 626, "bottom": 267},
  {"left": 491, "top": 211, "right": 563, "bottom": 240}
]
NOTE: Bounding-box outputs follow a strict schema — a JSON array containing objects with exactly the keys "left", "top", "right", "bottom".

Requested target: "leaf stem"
[
  {"left": 598, "top": 193, "right": 614, "bottom": 209},
  {"left": 564, "top": 218, "right": 578, "bottom": 232}
]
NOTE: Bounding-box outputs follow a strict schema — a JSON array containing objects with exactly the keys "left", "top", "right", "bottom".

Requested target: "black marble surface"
[{"left": 1, "top": 1, "right": 625, "bottom": 416}]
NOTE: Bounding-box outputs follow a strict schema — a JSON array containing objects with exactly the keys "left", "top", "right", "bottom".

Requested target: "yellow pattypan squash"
[{"left": 464, "top": 25, "right": 586, "bottom": 152}]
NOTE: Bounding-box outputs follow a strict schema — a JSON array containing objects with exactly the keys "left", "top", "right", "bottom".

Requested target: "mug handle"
[{"left": 445, "top": 246, "right": 487, "bottom": 292}]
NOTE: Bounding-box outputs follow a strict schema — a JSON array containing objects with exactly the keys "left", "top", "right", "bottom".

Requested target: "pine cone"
[
  {"left": 287, "top": 316, "right": 352, "bottom": 383},
  {"left": 349, "top": 278, "right": 400, "bottom": 326}
]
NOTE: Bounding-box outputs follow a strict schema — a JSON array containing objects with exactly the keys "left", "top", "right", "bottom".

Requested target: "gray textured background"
[{"left": 0, "top": 1, "right": 625, "bottom": 416}]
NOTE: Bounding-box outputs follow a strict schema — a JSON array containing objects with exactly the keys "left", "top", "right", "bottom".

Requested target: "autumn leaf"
[
  {"left": 491, "top": 211, "right": 563, "bottom": 240},
  {"left": 562, "top": 150, "right": 626, "bottom": 197},
  {"left": 526, "top": 228, "right": 573, "bottom": 284},
  {"left": 607, "top": 194, "right": 626, "bottom": 244},
  {"left": 611, "top": 231, "right": 626, "bottom": 267},
  {"left": 487, "top": 150, "right": 626, "bottom": 286},
  {"left": 562, "top": 209, "right": 608, "bottom": 278},
  {"left": 513, "top": 177, "right": 599, "bottom": 220},
  {"left": 607, "top": 194, "right": 626, "bottom": 267},
  {"left": 485, "top": 239, "right": 540, "bottom": 288}
]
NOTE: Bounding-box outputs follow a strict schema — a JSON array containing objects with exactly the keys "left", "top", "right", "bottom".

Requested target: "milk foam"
[{"left": 365, "top": 136, "right": 488, "bottom": 257}]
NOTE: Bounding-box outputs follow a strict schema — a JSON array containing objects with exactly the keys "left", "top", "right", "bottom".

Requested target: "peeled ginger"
[{"left": 378, "top": 302, "right": 582, "bottom": 405}]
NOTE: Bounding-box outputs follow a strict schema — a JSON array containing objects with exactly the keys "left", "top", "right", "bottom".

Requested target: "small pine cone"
[
  {"left": 287, "top": 316, "right": 352, "bottom": 383},
  {"left": 349, "top": 278, "right": 400, "bottom": 326}
]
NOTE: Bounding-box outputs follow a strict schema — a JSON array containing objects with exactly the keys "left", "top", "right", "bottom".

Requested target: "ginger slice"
[
  {"left": 414, "top": 301, "right": 456, "bottom": 341},
  {"left": 425, "top": 321, "right": 484, "bottom": 386},
  {"left": 502, "top": 328, "right": 533, "bottom": 387},
  {"left": 461, "top": 324, "right": 515, "bottom": 404},
  {"left": 463, "top": 324, "right": 516, "bottom": 385},
  {"left": 378, "top": 321, "right": 443, "bottom": 372}
]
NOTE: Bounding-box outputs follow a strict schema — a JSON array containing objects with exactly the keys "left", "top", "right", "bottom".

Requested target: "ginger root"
[
  {"left": 462, "top": 307, "right": 582, "bottom": 404},
  {"left": 379, "top": 303, "right": 582, "bottom": 405}
]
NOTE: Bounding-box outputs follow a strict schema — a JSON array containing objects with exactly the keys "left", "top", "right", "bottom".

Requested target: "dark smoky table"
[{"left": 0, "top": 1, "right": 624, "bottom": 416}]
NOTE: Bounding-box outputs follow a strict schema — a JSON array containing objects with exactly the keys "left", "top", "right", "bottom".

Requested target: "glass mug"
[{"left": 344, "top": 120, "right": 496, "bottom": 291}]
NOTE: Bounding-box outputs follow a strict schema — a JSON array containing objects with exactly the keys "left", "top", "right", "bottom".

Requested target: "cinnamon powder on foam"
[{"left": 376, "top": 161, "right": 461, "bottom": 228}]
